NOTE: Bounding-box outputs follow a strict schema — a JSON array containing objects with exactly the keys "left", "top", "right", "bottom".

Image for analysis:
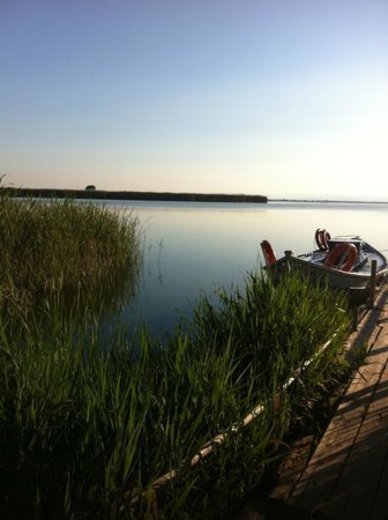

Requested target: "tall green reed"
[
  {"left": 0, "top": 268, "right": 351, "bottom": 519},
  {"left": 0, "top": 190, "right": 142, "bottom": 320}
]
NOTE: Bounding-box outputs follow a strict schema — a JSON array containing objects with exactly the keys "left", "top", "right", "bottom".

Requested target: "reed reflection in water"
[{"left": 105, "top": 200, "right": 388, "bottom": 336}]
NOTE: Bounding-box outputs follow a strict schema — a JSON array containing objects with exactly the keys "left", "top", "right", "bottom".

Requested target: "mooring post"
[{"left": 369, "top": 259, "right": 377, "bottom": 309}]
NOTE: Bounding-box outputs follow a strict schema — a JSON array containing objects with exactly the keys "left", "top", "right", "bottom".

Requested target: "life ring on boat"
[
  {"left": 315, "top": 228, "right": 331, "bottom": 251},
  {"left": 324, "top": 243, "right": 358, "bottom": 272},
  {"left": 261, "top": 240, "right": 277, "bottom": 266}
]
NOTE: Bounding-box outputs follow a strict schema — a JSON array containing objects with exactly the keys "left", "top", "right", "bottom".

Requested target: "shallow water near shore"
[{"left": 95, "top": 200, "right": 388, "bottom": 336}]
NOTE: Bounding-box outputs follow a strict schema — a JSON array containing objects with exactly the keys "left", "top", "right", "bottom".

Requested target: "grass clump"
[
  {"left": 0, "top": 270, "right": 351, "bottom": 519},
  {"left": 0, "top": 189, "right": 142, "bottom": 315}
]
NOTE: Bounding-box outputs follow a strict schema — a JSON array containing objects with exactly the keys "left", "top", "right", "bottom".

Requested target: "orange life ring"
[
  {"left": 324, "top": 243, "right": 358, "bottom": 272},
  {"left": 315, "top": 228, "right": 331, "bottom": 250},
  {"left": 261, "top": 240, "right": 277, "bottom": 266}
]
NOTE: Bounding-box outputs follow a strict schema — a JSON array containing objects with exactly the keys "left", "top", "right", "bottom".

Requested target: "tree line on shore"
[{"left": 3, "top": 186, "right": 268, "bottom": 203}]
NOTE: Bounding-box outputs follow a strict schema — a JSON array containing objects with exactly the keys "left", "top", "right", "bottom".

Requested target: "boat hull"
[{"left": 267, "top": 241, "right": 388, "bottom": 305}]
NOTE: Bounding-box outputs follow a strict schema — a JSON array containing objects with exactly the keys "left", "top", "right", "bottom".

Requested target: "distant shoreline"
[
  {"left": 2, "top": 188, "right": 387, "bottom": 204},
  {"left": 2, "top": 187, "right": 268, "bottom": 204},
  {"left": 270, "top": 199, "right": 388, "bottom": 204}
]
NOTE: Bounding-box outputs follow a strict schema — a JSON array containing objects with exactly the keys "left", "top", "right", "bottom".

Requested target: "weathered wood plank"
[
  {"left": 272, "top": 296, "right": 388, "bottom": 507},
  {"left": 289, "top": 314, "right": 388, "bottom": 516},
  {"left": 290, "top": 345, "right": 387, "bottom": 514},
  {"left": 325, "top": 349, "right": 388, "bottom": 519}
]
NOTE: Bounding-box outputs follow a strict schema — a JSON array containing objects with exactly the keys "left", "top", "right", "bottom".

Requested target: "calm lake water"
[{"left": 100, "top": 200, "right": 388, "bottom": 337}]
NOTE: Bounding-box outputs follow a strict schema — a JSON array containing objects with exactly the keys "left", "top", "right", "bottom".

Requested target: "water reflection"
[{"left": 105, "top": 201, "right": 388, "bottom": 337}]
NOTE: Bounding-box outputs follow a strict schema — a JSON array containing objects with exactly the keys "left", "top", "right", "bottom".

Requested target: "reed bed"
[
  {"left": 0, "top": 190, "right": 142, "bottom": 317},
  {"left": 0, "top": 269, "right": 351, "bottom": 519}
]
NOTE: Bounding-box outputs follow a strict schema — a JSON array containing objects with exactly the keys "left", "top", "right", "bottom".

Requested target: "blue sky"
[{"left": 1, "top": 0, "right": 387, "bottom": 199}]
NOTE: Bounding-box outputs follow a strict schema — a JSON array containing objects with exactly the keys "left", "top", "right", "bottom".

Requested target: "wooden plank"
[
  {"left": 344, "top": 307, "right": 383, "bottom": 365},
  {"left": 290, "top": 361, "right": 383, "bottom": 511},
  {"left": 325, "top": 349, "right": 388, "bottom": 519},
  {"left": 352, "top": 327, "right": 388, "bottom": 515},
  {"left": 271, "top": 289, "right": 388, "bottom": 517},
  {"left": 270, "top": 436, "right": 314, "bottom": 502},
  {"left": 289, "top": 328, "right": 388, "bottom": 515}
]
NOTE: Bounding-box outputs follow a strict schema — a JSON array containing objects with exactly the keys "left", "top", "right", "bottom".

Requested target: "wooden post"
[
  {"left": 369, "top": 260, "right": 377, "bottom": 309},
  {"left": 284, "top": 250, "right": 294, "bottom": 274}
]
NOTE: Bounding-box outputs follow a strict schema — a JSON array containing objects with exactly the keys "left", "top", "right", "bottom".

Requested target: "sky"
[{"left": 1, "top": 0, "right": 387, "bottom": 200}]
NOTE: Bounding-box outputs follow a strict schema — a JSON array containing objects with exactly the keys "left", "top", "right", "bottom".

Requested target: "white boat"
[{"left": 261, "top": 229, "right": 388, "bottom": 304}]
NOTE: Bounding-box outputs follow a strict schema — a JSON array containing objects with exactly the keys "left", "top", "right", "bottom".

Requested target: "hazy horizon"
[{"left": 1, "top": 1, "right": 387, "bottom": 201}]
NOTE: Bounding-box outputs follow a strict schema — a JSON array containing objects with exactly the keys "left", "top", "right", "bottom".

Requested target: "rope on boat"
[{"left": 123, "top": 327, "right": 344, "bottom": 509}]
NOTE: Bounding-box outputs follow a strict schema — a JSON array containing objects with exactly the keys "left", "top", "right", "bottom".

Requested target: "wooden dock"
[{"left": 271, "top": 289, "right": 388, "bottom": 519}]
